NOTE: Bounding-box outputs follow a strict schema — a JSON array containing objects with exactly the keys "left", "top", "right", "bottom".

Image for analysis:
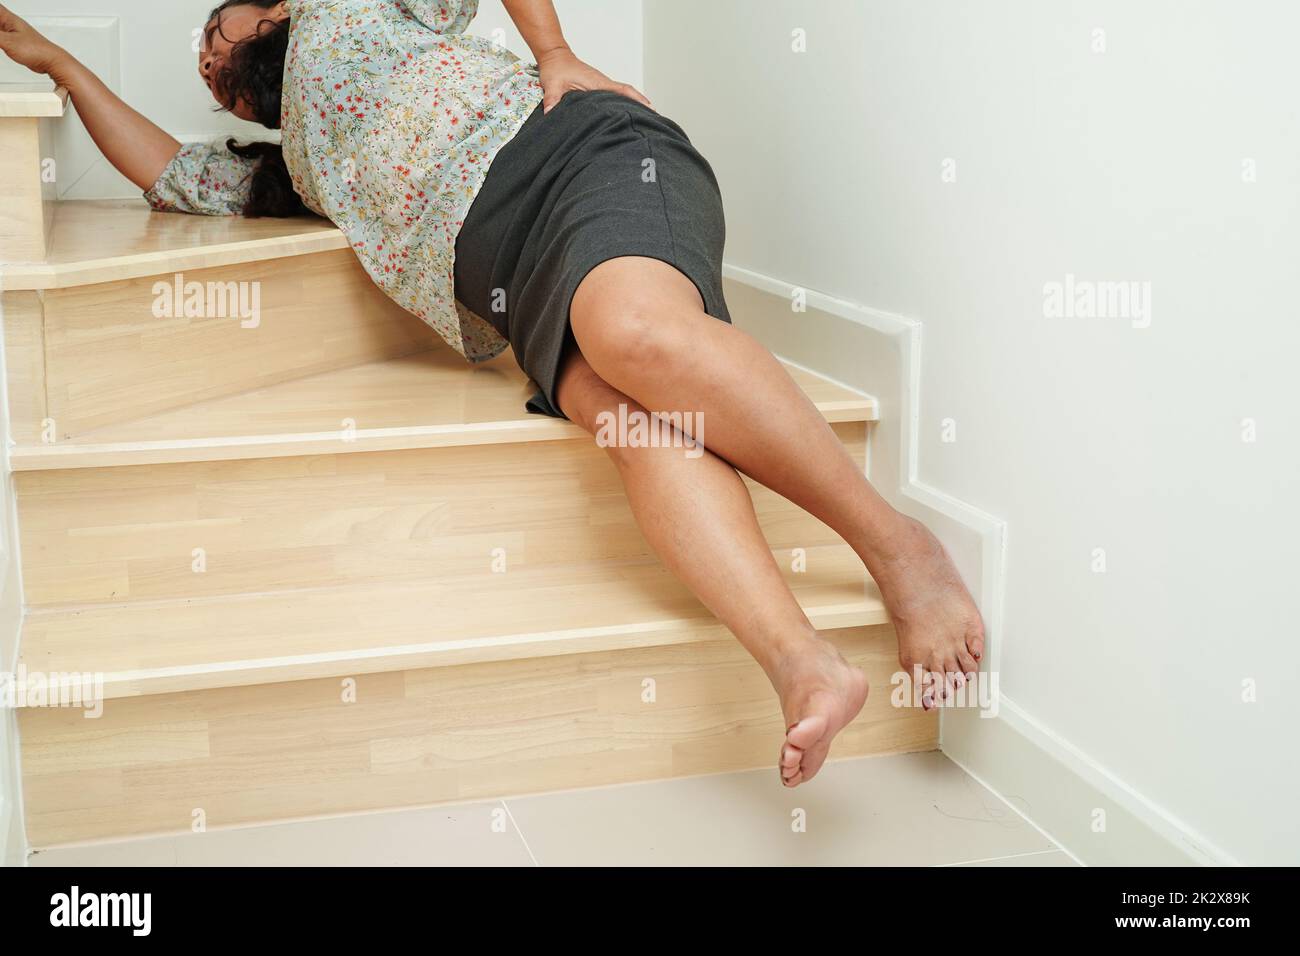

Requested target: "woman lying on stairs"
[{"left": 0, "top": 0, "right": 984, "bottom": 787}]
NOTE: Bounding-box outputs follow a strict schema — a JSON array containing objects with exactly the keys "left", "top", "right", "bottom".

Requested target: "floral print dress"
[{"left": 144, "top": 0, "right": 543, "bottom": 362}]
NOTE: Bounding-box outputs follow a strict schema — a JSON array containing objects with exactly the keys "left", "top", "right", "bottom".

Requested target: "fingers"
[
  {"left": 541, "top": 80, "right": 577, "bottom": 114},
  {"left": 542, "top": 81, "right": 654, "bottom": 115},
  {"left": 618, "top": 82, "right": 654, "bottom": 111}
]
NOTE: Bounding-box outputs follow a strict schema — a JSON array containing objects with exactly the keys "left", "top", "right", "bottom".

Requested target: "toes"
[
  {"left": 965, "top": 625, "right": 986, "bottom": 662},
  {"left": 780, "top": 741, "right": 803, "bottom": 786},
  {"left": 957, "top": 648, "right": 979, "bottom": 677},
  {"left": 929, "top": 662, "right": 953, "bottom": 704},
  {"left": 785, "top": 714, "right": 828, "bottom": 752},
  {"left": 800, "top": 743, "right": 831, "bottom": 783},
  {"left": 780, "top": 743, "right": 802, "bottom": 772},
  {"left": 919, "top": 669, "right": 937, "bottom": 710},
  {"left": 783, "top": 713, "right": 834, "bottom": 786},
  {"left": 943, "top": 657, "right": 962, "bottom": 695}
]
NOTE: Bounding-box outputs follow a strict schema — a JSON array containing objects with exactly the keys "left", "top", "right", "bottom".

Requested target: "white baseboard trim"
[
  {"left": 175, "top": 130, "right": 283, "bottom": 146},
  {"left": 721, "top": 262, "right": 1233, "bottom": 867},
  {"left": 943, "top": 702, "right": 1238, "bottom": 866}
]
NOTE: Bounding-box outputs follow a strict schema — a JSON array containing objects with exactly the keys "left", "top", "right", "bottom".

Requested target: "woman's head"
[
  {"left": 198, "top": 1, "right": 303, "bottom": 217},
  {"left": 198, "top": 0, "right": 289, "bottom": 127}
]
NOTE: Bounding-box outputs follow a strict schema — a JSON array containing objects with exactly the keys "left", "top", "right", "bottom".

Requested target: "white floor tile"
[
  {"left": 24, "top": 752, "right": 1061, "bottom": 866},
  {"left": 33, "top": 801, "right": 534, "bottom": 867},
  {"left": 31, "top": 835, "right": 178, "bottom": 867},
  {"left": 506, "top": 750, "right": 1057, "bottom": 866}
]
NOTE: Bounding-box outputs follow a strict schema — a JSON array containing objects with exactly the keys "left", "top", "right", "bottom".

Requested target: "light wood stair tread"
[
  {"left": 0, "top": 199, "right": 345, "bottom": 288},
  {"left": 0, "top": 82, "right": 67, "bottom": 118},
  {"left": 12, "top": 349, "right": 877, "bottom": 470},
  {"left": 19, "top": 544, "right": 885, "bottom": 700}
]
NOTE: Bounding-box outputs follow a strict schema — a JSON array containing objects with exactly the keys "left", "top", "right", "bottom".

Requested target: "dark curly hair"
[{"left": 208, "top": 0, "right": 303, "bottom": 217}]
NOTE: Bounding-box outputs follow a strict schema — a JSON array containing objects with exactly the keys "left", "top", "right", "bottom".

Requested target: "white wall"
[
  {"left": 645, "top": 0, "right": 1299, "bottom": 865},
  {"left": 1, "top": 0, "right": 643, "bottom": 199}
]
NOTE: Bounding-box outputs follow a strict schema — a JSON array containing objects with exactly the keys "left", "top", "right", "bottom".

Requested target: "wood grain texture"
[
  {"left": 19, "top": 623, "right": 934, "bottom": 846},
  {"left": 8, "top": 197, "right": 898, "bottom": 848},
  {"left": 0, "top": 86, "right": 67, "bottom": 118},
  {"left": 0, "top": 116, "right": 47, "bottom": 262},
  {"left": 1, "top": 291, "right": 47, "bottom": 446},
  {"left": 15, "top": 422, "right": 865, "bottom": 606},
  {"left": 30, "top": 249, "right": 435, "bottom": 437},
  {"left": 18, "top": 542, "right": 884, "bottom": 698},
  {"left": 0, "top": 199, "right": 345, "bottom": 291},
  {"left": 10, "top": 350, "right": 876, "bottom": 470}
]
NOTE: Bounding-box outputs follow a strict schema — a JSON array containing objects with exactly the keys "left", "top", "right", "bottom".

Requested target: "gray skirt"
[{"left": 453, "top": 89, "right": 731, "bottom": 419}]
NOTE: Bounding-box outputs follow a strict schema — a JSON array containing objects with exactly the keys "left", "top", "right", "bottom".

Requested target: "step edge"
[
  {"left": 0, "top": 86, "right": 67, "bottom": 119},
  {"left": 16, "top": 599, "right": 888, "bottom": 703},
  {"left": 9, "top": 399, "right": 878, "bottom": 471},
  {"left": 0, "top": 226, "right": 350, "bottom": 291},
  {"left": 9, "top": 417, "right": 587, "bottom": 470}
]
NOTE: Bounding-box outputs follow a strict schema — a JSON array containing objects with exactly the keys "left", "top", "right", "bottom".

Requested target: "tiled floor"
[{"left": 28, "top": 751, "right": 1077, "bottom": 867}]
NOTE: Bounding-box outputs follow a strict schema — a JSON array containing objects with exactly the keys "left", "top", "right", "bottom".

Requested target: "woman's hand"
[
  {"left": 0, "top": 2, "right": 180, "bottom": 191},
  {"left": 536, "top": 47, "right": 652, "bottom": 114},
  {"left": 0, "top": 4, "right": 70, "bottom": 79}
]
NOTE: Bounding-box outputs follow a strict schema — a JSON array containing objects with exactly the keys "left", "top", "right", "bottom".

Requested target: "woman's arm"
[
  {"left": 0, "top": 4, "right": 180, "bottom": 190},
  {"left": 500, "top": 0, "right": 652, "bottom": 113},
  {"left": 52, "top": 58, "right": 182, "bottom": 191}
]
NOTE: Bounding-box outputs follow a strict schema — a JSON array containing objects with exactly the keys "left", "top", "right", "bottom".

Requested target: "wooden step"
[
  {"left": 18, "top": 543, "right": 884, "bottom": 701},
  {"left": 2, "top": 200, "right": 433, "bottom": 441},
  {"left": 9, "top": 349, "right": 875, "bottom": 471},
  {"left": 14, "top": 416, "right": 867, "bottom": 607},
  {"left": 7, "top": 198, "right": 903, "bottom": 848},
  {"left": 18, "top": 621, "right": 931, "bottom": 847},
  {"left": 0, "top": 85, "right": 67, "bottom": 120},
  {"left": 0, "top": 196, "right": 346, "bottom": 290},
  {"left": 0, "top": 83, "right": 67, "bottom": 262}
]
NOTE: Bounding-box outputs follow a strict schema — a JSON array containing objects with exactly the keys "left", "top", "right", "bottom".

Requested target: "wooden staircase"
[{"left": 2, "top": 95, "right": 934, "bottom": 849}]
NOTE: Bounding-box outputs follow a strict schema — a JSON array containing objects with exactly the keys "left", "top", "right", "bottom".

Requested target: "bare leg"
[
  {"left": 569, "top": 256, "right": 986, "bottom": 706},
  {"left": 554, "top": 349, "right": 867, "bottom": 786}
]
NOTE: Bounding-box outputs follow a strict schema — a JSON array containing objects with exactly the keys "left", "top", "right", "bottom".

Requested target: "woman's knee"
[{"left": 570, "top": 260, "right": 700, "bottom": 371}]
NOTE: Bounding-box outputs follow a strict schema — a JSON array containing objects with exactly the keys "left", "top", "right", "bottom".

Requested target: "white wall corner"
[
  {"left": 942, "top": 700, "right": 1237, "bottom": 867},
  {"left": 723, "top": 263, "right": 1233, "bottom": 868}
]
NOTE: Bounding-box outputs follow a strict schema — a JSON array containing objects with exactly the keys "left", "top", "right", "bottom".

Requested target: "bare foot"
[
  {"left": 865, "top": 515, "right": 985, "bottom": 709},
  {"left": 771, "top": 635, "right": 869, "bottom": 788}
]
